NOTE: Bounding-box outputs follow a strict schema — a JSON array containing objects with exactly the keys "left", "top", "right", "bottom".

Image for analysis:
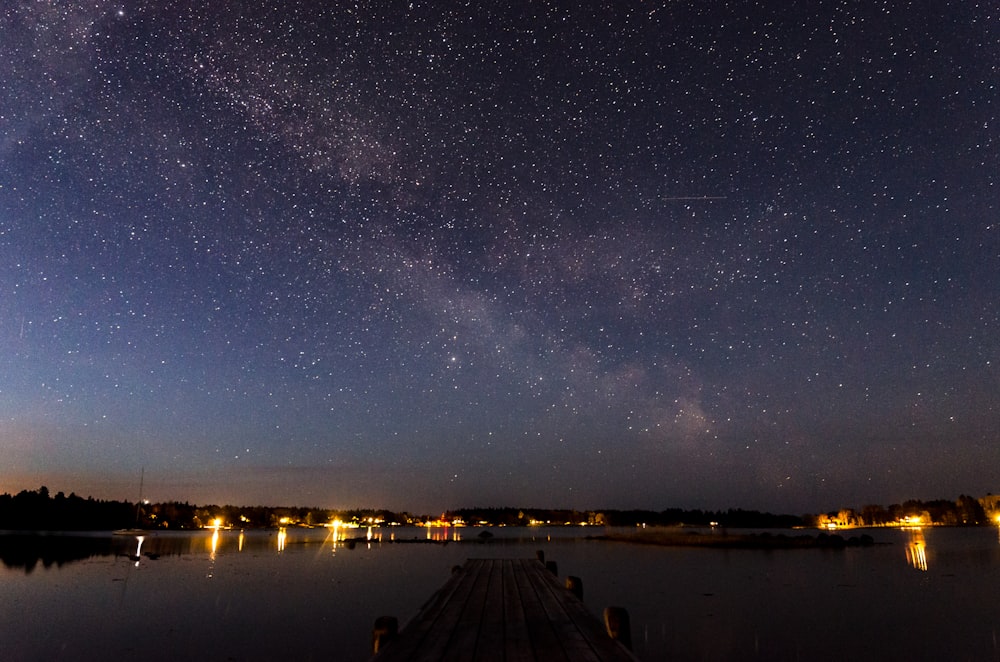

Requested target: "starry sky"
[{"left": 1, "top": 1, "right": 997, "bottom": 514}]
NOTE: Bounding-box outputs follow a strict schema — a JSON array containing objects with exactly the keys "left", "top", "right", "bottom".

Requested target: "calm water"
[{"left": 2, "top": 526, "right": 1000, "bottom": 661}]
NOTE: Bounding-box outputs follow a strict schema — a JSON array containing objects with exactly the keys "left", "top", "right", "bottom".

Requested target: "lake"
[{"left": 2, "top": 526, "right": 1000, "bottom": 661}]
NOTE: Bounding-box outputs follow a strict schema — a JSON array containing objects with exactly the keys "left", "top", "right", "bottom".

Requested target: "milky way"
[{"left": 0, "top": 1, "right": 997, "bottom": 512}]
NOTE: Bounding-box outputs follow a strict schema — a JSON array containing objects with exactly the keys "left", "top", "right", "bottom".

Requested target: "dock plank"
[
  {"left": 376, "top": 560, "right": 481, "bottom": 662},
  {"left": 371, "top": 558, "right": 636, "bottom": 662},
  {"left": 513, "top": 559, "right": 571, "bottom": 662},
  {"left": 501, "top": 560, "right": 534, "bottom": 662},
  {"left": 439, "top": 558, "right": 492, "bottom": 662},
  {"left": 468, "top": 559, "right": 506, "bottom": 662},
  {"left": 522, "top": 559, "right": 599, "bottom": 661},
  {"left": 532, "top": 560, "right": 623, "bottom": 660}
]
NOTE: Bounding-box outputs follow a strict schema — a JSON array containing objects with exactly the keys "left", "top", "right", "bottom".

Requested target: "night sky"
[{"left": 1, "top": 1, "right": 997, "bottom": 514}]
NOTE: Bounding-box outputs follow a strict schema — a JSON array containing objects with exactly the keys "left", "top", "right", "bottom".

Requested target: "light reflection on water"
[
  {"left": 905, "top": 528, "right": 928, "bottom": 571},
  {"left": 425, "top": 525, "right": 462, "bottom": 542},
  {"left": 131, "top": 536, "right": 144, "bottom": 567},
  {"left": 2, "top": 527, "right": 1000, "bottom": 661}
]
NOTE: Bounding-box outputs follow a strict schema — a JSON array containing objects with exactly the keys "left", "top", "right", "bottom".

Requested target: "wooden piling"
[
  {"left": 603, "top": 606, "right": 632, "bottom": 650},
  {"left": 371, "top": 615, "right": 398, "bottom": 654},
  {"left": 565, "top": 575, "right": 583, "bottom": 600}
]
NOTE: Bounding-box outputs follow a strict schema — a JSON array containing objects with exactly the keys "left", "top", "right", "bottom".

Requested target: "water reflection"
[
  {"left": 425, "top": 525, "right": 462, "bottom": 542},
  {"left": 209, "top": 528, "right": 220, "bottom": 560},
  {"left": 5, "top": 527, "right": 1000, "bottom": 662},
  {"left": 905, "top": 528, "right": 928, "bottom": 571},
  {"left": 326, "top": 519, "right": 343, "bottom": 543},
  {"left": 0, "top": 534, "right": 115, "bottom": 572},
  {"left": 2, "top": 526, "right": 482, "bottom": 573},
  {"left": 316, "top": 521, "right": 388, "bottom": 549},
  {"left": 131, "top": 536, "right": 144, "bottom": 567}
]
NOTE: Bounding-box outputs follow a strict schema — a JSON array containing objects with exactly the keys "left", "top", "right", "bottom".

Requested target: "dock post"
[
  {"left": 372, "top": 615, "right": 398, "bottom": 654},
  {"left": 545, "top": 560, "right": 558, "bottom": 575},
  {"left": 535, "top": 549, "right": 545, "bottom": 563},
  {"left": 603, "top": 606, "right": 632, "bottom": 650},
  {"left": 565, "top": 575, "right": 583, "bottom": 600}
]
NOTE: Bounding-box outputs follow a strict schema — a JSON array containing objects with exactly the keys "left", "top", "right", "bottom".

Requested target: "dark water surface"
[{"left": 2, "top": 526, "right": 999, "bottom": 661}]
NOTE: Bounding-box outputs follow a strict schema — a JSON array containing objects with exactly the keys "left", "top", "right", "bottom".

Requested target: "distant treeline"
[
  {"left": 808, "top": 495, "right": 993, "bottom": 528},
  {"left": 452, "top": 495, "right": 999, "bottom": 529},
  {"left": 0, "top": 487, "right": 135, "bottom": 530},
  {"left": 2, "top": 486, "right": 997, "bottom": 531},
  {"left": 0, "top": 487, "right": 414, "bottom": 531},
  {"left": 446, "top": 506, "right": 803, "bottom": 528}
]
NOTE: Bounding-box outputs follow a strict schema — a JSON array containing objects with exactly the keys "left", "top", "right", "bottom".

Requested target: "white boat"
[{"left": 112, "top": 528, "right": 147, "bottom": 536}]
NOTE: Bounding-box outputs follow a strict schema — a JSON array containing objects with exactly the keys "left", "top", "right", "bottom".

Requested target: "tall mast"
[{"left": 134, "top": 467, "right": 144, "bottom": 525}]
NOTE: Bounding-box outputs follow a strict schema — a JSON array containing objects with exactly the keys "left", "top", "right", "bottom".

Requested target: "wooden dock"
[{"left": 370, "top": 558, "right": 638, "bottom": 661}]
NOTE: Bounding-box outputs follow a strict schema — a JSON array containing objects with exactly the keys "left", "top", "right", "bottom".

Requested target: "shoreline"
[{"left": 588, "top": 529, "right": 879, "bottom": 549}]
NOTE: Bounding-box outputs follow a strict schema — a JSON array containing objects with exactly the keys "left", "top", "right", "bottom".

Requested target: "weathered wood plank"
[
  {"left": 439, "top": 558, "right": 494, "bottom": 662},
  {"left": 523, "top": 559, "right": 602, "bottom": 661},
  {"left": 374, "top": 560, "right": 480, "bottom": 662},
  {"left": 409, "top": 558, "right": 488, "bottom": 662},
  {"left": 467, "top": 559, "right": 506, "bottom": 662},
  {"left": 525, "top": 559, "right": 637, "bottom": 661},
  {"left": 501, "top": 560, "right": 535, "bottom": 662},
  {"left": 371, "top": 558, "right": 637, "bottom": 662},
  {"left": 512, "top": 559, "right": 570, "bottom": 662}
]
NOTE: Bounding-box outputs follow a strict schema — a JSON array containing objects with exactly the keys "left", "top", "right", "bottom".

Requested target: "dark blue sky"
[{"left": 1, "top": 1, "right": 997, "bottom": 513}]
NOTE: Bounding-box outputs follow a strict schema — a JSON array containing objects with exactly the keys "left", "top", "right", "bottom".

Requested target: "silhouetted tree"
[
  {"left": 860, "top": 504, "right": 890, "bottom": 526},
  {"left": 956, "top": 495, "right": 986, "bottom": 525}
]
